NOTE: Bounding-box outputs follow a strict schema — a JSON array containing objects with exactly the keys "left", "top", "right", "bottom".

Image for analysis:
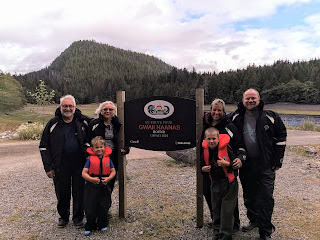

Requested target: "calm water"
[{"left": 280, "top": 114, "right": 320, "bottom": 127}]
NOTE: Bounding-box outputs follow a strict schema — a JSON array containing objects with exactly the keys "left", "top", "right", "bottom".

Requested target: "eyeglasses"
[
  {"left": 61, "top": 105, "right": 75, "bottom": 109},
  {"left": 102, "top": 108, "right": 113, "bottom": 111}
]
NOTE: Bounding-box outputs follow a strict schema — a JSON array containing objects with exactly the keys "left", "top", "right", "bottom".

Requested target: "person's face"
[
  {"left": 60, "top": 98, "right": 76, "bottom": 119},
  {"left": 205, "top": 132, "right": 219, "bottom": 149},
  {"left": 211, "top": 104, "right": 224, "bottom": 123},
  {"left": 92, "top": 142, "right": 106, "bottom": 157},
  {"left": 101, "top": 103, "right": 114, "bottom": 120},
  {"left": 243, "top": 90, "right": 260, "bottom": 111}
]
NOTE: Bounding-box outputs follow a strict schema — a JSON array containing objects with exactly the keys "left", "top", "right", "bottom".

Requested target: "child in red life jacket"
[
  {"left": 82, "top": 136, "right": 116, "bottom": 236},
  {"left": 201, "top": 127, "right": 239, "bottom": 240}
]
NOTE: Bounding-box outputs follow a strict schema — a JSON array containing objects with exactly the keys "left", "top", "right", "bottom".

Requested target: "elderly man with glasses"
[{"left": 39, "top": 95, "right": 91, "bottom": 228}]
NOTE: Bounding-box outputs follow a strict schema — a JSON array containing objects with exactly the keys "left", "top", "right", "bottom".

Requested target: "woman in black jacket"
[
  {"left": 201, "top": 99, "right": 246, "bottom": 232},
  {"left": 88, "top": 101, "right": 130, "bottom": 192}
]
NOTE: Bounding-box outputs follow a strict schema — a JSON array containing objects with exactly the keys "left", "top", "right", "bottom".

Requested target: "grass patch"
[{"left": 277, "top": 196, "right": 320, "bottom": 240}]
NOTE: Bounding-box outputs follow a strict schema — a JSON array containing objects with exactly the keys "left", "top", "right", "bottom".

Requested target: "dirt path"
[{"left": 0, "top": 130, "right": 319, "bottom": 240}]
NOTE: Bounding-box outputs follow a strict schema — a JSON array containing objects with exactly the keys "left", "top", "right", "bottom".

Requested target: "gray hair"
[
  {"left": 60, "top": 95, "right": 76, "bottom": 106},
  {"left": 95, "top": 101, "right": 117, "bottom": 116}
]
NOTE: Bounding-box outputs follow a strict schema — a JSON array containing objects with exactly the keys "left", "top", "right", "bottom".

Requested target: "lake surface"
[{"left": 280, "top": 114, "right": 320, "bottom": 127}]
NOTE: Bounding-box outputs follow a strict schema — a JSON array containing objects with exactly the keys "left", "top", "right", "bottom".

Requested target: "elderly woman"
[
  {"left": 201, "top": 99, "right": 246, "bottom": 234},
  {"left": 88, "top": 101, "right": 130, "bottom": 192}
]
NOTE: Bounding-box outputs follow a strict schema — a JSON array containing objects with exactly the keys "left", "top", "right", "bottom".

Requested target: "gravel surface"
[{"left": 0, "top": 132, "right": 319, "bottom": 240}]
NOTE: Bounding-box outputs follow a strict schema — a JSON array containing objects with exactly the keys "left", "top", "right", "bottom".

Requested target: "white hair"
[
  {"left": 60, "top": 95, "right": 76, "bottom": 106},
  {"left": 95, "top": 101, "right": 117, "bottom": 116}
]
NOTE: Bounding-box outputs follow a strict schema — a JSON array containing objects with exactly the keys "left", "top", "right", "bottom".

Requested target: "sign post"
[
  {"left": 117, "top": 91, "right": 127, "bottom": 218},
  {"left": 118, "top": 92, "right": 204, "bottom": 226},
  {"left": 196, "top": 88, "right": 204, "bottom": 228}
]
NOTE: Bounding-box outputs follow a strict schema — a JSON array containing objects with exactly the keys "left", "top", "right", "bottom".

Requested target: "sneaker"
[
  {"left": 84, "top": 230, "right": 91, "bottom": 236},
  {"left": 74, "top": 219, "right": 84, "bottom": 228},
  {"left": 100, "top": 227, "right": 108, "bottom": 232},
  {"left": 57, "top": 218, "right": 69, "bottom": 228},
  {"left": 242, "top": 222, "right": 258, "bottom": 232}
]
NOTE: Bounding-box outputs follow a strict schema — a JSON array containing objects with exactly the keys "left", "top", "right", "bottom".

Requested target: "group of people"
[
  {"left": 201, "top": 89, "right": 287, "bottom": 240},
  {"left": 39, "top": 88, "right": 287, "bottom": 239},
  {"left": 39, "top": 95, "right": 129, "bottom": 236}
]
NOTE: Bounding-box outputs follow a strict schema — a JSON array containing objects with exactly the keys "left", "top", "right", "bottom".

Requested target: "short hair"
[
  {"left": 243, "top": 88, "right": 260, "bottom": 99},
  {"left": 95, "top": 101, "right": 117, "bottom": 116},
  {"left": 60, "top": 95, "right": 76, "bottom": 106},
  {"left": 91, "top": 136, "right": 106, "bottom": 147},
  {"left": 204, "top": 127, "right": 219, "bottom": 138},
  {"left": 210, "top": 98, "right": 225, "bottom": 111}
]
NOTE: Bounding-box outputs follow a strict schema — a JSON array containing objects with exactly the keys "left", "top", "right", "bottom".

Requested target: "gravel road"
[{"left": 0, "top": 130, "right": 319, "bottom": 240}]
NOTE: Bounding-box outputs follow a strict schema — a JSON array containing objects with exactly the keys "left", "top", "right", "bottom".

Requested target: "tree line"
[{"left": 13, "top": 40, "right": 320, "bottom": 104}]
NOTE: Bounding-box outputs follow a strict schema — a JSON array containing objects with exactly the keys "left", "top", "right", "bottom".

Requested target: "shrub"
[
  {"left": 17, "top": 122, "right": 44, "bottom": 140},
  {"left": 300, "top": 120, "right": 320, "bottom": 132}
]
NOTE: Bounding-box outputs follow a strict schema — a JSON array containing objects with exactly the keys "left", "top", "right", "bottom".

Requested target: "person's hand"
[
  {"left": 202, "top": 165, "right": 211, "bottom": 172},
  {"left": 101, "top": 177, "right": 110, "bottom": 185},
  {"left": 46, "top": 170, "right": 55, "bottom": 178},
  {"left": 232, "top": 158, "right": 242, "bottom": 169},
  {"left": 91, "top": 177, "right": 100, "bottom": 184},
  {"left": 217, "top": 157, "right": 230, "bottom": 167}
]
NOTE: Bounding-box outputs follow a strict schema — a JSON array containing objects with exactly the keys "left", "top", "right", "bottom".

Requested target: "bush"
[
  {"left": 17, "top": 122, "right": 44, "bottom": 140},
  {"left": 300, "top": 120, "right": 320, "bottom": 132}
]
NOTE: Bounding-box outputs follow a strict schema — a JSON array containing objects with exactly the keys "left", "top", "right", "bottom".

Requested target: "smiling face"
[
  {"left": 92, "top": 141, "right": 106, "bottom": 158},
  {"left": 101, "top": 103, "right": 114, "bottom": 121},
  {"left": 243, "top": 89, "right": 260, "bottom": 112},
  {"left": 211, "top": 104, "right": 225, "bottom": 124},
  {"left": 60, "top": 98, "right": 76, "bottom": 121},
  {"left": 205, "top": 131, "right": 219, "bottom": 149}
]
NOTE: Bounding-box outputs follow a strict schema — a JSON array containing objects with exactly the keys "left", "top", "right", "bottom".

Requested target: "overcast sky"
[{"left": 1, "top": 0, "right": 320, "bottom": 74}]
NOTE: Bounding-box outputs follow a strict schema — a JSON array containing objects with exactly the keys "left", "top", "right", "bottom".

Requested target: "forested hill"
[
  {"left": 14, "top": 40, "right": 173, "bottom": 103},
  {"left": 14, "top": 40, "right": 320, "bottom": 104}
]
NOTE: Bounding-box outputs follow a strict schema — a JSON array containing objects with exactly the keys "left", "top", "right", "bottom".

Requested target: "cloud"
[{"left": 0, "top": 0, "right": 320, "bottom": 74}]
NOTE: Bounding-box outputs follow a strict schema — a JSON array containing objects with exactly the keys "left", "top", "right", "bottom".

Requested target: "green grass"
[{"left": 0, "top": 104, "right": 98, "bottom": 133}]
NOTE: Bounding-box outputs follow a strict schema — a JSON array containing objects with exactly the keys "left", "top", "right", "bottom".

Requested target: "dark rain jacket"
[
  {"left": 228, "top": 100, "right": 287, "bottom": 169},
  {"left": 88, "top": 114, "right": 130, "bottom": 170},
  {"left": 39, "top": 108, "right": 91, "bottom": 172}
]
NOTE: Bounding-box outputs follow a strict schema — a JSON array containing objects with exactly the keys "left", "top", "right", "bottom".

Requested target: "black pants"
[
  {"left": 84, "top": 183, "right": 111, "bottom": 231},
  {"left": 53, "top": 167, "right": 84, "bottom": 222},
  {"left": 211, "top": 178, "right": 238, "bottom": 240},
  {"left": 239, "top": 159, "right": 276, "bottom": 236},
  {"left": 203, "top": 174, "right": 240, "bottom": 228}
]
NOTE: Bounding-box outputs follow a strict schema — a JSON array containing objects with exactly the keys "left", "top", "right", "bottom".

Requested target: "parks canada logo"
[{"left": 144, "top": 100, "right": 174, "bottom": 119}]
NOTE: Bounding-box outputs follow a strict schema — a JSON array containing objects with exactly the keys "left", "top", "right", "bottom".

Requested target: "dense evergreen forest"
[{"left": 14, "top": 40, "right": 320, "bottom": 104}]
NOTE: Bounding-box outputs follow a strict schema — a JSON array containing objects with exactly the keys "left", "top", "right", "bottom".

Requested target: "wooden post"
[
  {"left": 116, "top": 91, "right": 127, "bottom": 218},
  {"left": 196, "top": 88, "right": 204, "bottom": 228}
]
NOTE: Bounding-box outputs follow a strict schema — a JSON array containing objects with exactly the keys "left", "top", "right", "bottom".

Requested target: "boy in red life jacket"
[
  {"left": 201, "top": 127, "right": 239, "bottom": 240},
  {"left": 82, "top": 136, "right": 116, "bottom": 236}
]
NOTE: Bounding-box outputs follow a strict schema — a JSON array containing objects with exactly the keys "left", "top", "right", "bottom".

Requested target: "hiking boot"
[
  {"left": 57, "top": 218, "right": 69, "bottom": 228},
  {"left": 84, "top": 230, "right": 91, "bottom": 236},
  {"left": 100, "top": 227, "right": 108, "bottom": 232},
  {"left": 74, "top": 219, "right": 84, "bottom": 228},
  {"left": 242, "top": 222, "right": 258, "bottom": 232}
]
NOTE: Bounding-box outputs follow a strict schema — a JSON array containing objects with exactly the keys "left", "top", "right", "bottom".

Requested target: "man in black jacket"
[
  {"left": 229, "top": 89, "right": 287, "bottom": 240},
  {"left": 39, "top": 95, "right": 91, "bottom": 228}
]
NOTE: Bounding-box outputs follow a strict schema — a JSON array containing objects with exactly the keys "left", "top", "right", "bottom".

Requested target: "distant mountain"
[
  {"left": 15, "top": 40, "right": 173, "bottom": 103},
  {"left": 14, "top": 40, "right": 320, "bottom": 104}
]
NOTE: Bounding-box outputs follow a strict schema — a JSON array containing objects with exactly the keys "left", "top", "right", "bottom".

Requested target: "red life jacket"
[
  {"left": 202, "top": 134, "right": 235, "bottom": 183},
  {"left": 86, "top": 147, "right": 112, "bottom": 177}
]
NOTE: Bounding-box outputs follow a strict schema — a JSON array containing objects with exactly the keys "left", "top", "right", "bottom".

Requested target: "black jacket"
[
  {"left": 88, "top": 114, "right": 130, "bottom": 169},
  {"left": 228, "top": 100, "right": 287, "bottom": 169},
  {"left": 39, "top": 108, "right": 91, "bottom": 172}
]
